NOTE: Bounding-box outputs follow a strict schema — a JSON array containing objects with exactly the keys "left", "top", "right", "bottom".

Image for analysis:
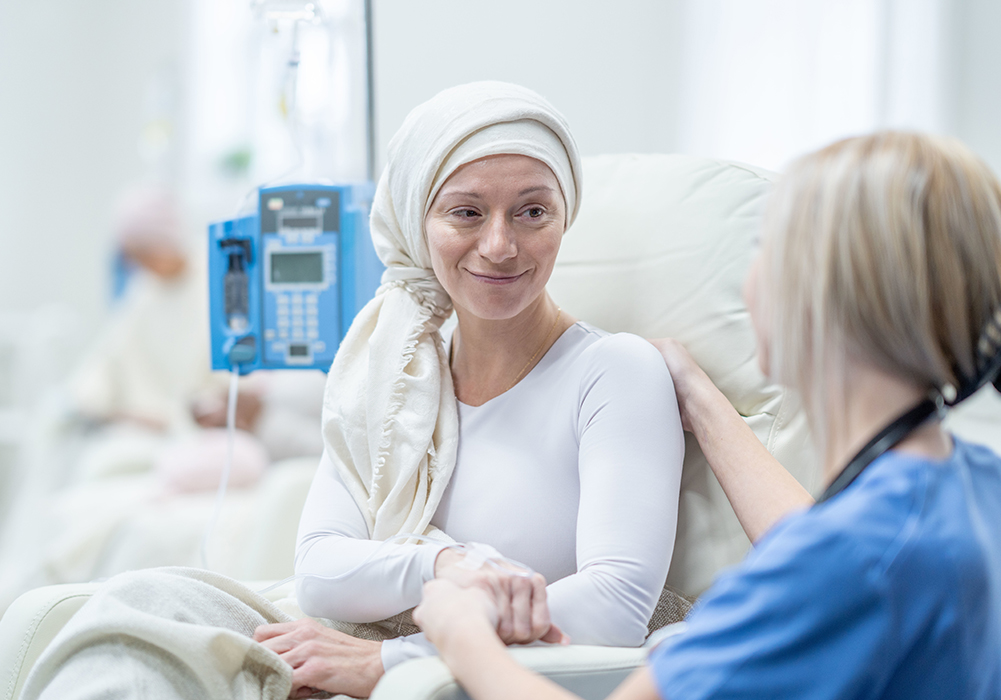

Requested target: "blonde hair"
[{"left": 759, "top": 132, "right": 1001, "bottom": 458}]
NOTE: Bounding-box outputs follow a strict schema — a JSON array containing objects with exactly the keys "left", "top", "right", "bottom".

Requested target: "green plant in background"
[{"left": 219, "top": 148, "right": 253, "bottom": 180}]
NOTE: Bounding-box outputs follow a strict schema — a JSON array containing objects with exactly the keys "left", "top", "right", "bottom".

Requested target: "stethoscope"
[{"left": 816, "top": 310, "right": 1001, "bottom": 504}]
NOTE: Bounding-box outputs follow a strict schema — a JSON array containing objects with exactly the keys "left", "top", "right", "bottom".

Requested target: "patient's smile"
[{"left": 467, "top": 269, "right": 528, "bottom": 284}]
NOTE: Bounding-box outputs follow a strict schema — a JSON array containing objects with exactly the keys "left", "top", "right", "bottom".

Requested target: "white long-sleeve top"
[{"left": 295, "top": 322, "right": 684, "bottom": 669}]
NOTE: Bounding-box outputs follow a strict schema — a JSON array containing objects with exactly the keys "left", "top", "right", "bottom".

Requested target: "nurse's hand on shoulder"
[
  {"left": 253, "top": 619, "right": 383, "bottom": 699},
  {"left": 434, "top": 548, "right": 567, "bottom": 645},
  {"left": 648, "top": 338, "right": 717, "bottom": 433}
]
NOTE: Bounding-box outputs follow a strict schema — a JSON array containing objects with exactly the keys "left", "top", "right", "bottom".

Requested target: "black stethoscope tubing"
[
  {"left": 816, "top": 309, "right": 1001, "bottom": 505},
  {"left": 815, "top": 397, "right": 942, "bottom": 505}
]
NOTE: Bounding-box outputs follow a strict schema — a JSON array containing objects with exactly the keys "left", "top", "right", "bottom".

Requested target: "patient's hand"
[
  {"left": 191, "top": 389, "right": 264, "bottom": 432},
  {"left": 253, "top": 619, "right": 383, "bottom": 698},
  {"left": 433, "top": 549, "right": 567, "bottom": 646}
]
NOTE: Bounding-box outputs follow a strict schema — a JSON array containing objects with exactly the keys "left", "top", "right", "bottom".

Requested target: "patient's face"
[
  {"left": 124, "top": 241, "right": 188, "bottom": 279},
  {"left": 425, "top": 154, "right": 565, "bottom": 321}
]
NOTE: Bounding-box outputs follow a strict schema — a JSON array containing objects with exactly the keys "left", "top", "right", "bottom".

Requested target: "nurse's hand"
[
  {"left": 433, "top": 549, "right": 567, "bottom": 645},
  {"left": 414, "top": 579, "right": 499, "bottom": 650},
  {"left": 253, "top": 619, "right": 384, "bottom": 699},
  {"left": 649, "top": 337, "right": 815, "bottom": 543},
  {"left": 416, "top": 578, "right": 568, "bottom": 649},
  {"left": 648, "top": 337, "right": 718, "bottom": 432}
]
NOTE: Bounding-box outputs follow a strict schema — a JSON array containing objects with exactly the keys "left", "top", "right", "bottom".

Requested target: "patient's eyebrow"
[
  {"left": 519, "top": 186, "right": 556, "bottom": 196},
  {"left": 435, "top": 185, "right": 556, "bottom": 202},
  {"left": 438, "top": 191, "right": 484, "bottom": 200}
]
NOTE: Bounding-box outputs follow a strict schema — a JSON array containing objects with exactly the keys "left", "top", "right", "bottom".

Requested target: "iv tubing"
[{"left": 201, "top": 370, "right": 240, "bottom": 569}]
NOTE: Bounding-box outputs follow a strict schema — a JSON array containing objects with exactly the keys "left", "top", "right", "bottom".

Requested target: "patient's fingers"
[
  {"left": 258, "top": 633, "right": 296, "bottom": 655},
  {"left": 540, "top": 623, "right": 569, "bottom": 645},
  {"left": 253, "top": 620, "right": 303, "bottom": 642},
  {"left": 493, "top": 571, "right": 514, "bottom": 640},
  {"left": 529, "top": 573, "right": 552, "bottom": 641},
  {"left": 507, "top": 574, "right": 534, "bottom": 643}
]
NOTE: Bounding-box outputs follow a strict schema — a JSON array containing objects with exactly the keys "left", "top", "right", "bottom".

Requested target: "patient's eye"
[
  {"left": 518, "top": 205, "right": 548, "bottom": 222},
  {"left": 448, "top": 208, "right": 481, "bottom": 221}
]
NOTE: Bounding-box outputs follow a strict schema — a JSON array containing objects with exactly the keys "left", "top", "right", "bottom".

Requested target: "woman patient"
[
  {"left": 25, "top": 82, "right": 683, "bottom": 700},
  {"left": 252, "top": 80, "right": 684, "bottom": 694}
]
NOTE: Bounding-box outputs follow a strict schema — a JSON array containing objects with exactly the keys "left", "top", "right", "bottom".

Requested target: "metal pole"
[{"left": 364, "top": 0, "right": 377, "bottom": 181}]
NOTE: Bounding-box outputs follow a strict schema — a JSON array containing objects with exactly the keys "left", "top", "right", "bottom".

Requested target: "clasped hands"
[
  {"left": 421, "top": 545, "right": 568, "bottom": 647},
  {"left": 253, "top": 545, "right": 566, "bottom": 698}
]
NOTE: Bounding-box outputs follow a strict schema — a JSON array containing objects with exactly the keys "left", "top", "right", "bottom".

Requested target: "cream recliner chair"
[{"left": 1, "top": 153, "right": 817, "bottom": 700}]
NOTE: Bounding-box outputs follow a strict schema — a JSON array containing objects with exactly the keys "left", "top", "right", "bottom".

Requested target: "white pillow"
[{"left": 548, "top": 153, "right": 818, "bottom": 596}]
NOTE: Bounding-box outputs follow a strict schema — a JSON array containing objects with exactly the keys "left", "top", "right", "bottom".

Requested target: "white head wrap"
[
  {"left": 321, "top": 81, "right": 582, "bottom": 540},
  {"left": 113, "top": 185, "right": 186, "bottom": 253}
]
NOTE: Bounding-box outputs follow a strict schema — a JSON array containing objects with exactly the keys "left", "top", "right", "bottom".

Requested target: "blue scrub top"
[{"left": 650, "top": 438, "right": 1001, "bottom": 699}]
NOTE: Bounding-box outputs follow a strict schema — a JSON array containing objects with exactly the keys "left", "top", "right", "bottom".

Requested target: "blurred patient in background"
[
  {"left": 68, "top": 185, "right": 323, "bottom": 481},
  {"left": 0, "top": 185, "right": 326, "bottom": 613}
]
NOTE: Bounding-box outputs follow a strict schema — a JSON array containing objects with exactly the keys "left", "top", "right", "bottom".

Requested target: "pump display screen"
[
  {"left": 281, "top": 216, "right": 321, "bottom": 230},
  {"left": 270, "top": 252, "right": 324, "bottom": 284}
]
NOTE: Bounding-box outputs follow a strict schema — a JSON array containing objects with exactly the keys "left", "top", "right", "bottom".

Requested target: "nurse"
[{"left": 413, "top": 132, "right": 1001, "bottom": 699}]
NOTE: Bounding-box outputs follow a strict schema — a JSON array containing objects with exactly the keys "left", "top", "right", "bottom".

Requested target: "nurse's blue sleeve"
[{"left": 649, "top": 521, "right": 893, "bottom": 700}]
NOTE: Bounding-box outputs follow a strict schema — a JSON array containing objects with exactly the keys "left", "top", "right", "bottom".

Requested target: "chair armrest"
[
  {"left": 0, "top": 583, "right": 102, "bottom": 700},
  {"left": 371, "top": 624, "right": 686, "bottom": 700}
]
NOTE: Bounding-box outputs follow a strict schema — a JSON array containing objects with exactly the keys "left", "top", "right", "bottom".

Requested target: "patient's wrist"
[{"left": 433, "top": 547, "right": 465, "bottom": 576}]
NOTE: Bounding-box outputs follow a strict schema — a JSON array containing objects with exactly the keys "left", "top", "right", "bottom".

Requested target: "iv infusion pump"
[{"left": 208, "top": 183, "right": 383, "bottom": 373}]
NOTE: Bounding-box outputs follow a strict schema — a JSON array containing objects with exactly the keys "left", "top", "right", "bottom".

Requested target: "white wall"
[
  {"left": 951, "top": 0, "right": 1001, "bottom": 175},
  {"left": 371, "top": 0, "right": 686, "bottom": 168},
  {"left": 1, "top": 0, "right": 1000, "bottom": 338},
  {"left": 0, "top": 0, "right": 187, "bottom": 336}
]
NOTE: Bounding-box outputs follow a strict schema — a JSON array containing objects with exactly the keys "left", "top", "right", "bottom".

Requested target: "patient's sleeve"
[
  {"left": 293, "top": 452, "right": 447, "bottom": 623},
  {"left": 546, "top": 334, "right": 684, "bottom": 646}
]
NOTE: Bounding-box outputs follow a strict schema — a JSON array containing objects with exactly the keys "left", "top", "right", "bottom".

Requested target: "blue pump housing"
[{"left": 208, "top": 183, "right": 383, "bottom": 373}]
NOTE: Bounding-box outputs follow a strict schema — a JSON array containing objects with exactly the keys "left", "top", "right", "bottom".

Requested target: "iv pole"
[{"left": 363, "top": 0, "right": 376, "bottom": 182}]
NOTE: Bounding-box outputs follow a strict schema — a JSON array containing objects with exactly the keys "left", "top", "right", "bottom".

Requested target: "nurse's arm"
[
  {"left": 414, "top": 580, "right": 661, "bottom": 700},
  {"left": 649, "top": 338, "right": 814, "bottom": 542}
]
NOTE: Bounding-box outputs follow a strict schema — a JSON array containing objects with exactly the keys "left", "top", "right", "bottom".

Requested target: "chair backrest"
[{"left": 547, "top": 153, "right": 818, "bottom": 596}]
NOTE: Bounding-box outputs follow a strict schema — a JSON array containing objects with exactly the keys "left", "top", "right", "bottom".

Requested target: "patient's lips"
[{"left": 466, "top": 269, "right": 527, "bottom": 285}]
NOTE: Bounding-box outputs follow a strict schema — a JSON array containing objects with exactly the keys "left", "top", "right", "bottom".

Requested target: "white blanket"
[{"left": 20, "top": 568, "right": 294, "bottom": 700}]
